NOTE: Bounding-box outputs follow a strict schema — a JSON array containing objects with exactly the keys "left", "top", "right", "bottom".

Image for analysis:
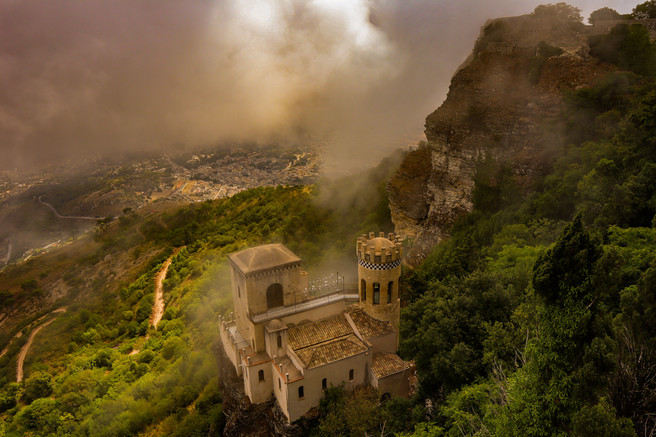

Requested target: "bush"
[
  {"left": 21, "top": 372, "right": 54, "bottom": 404},
  {"left": 20, "top": 279, "right": 38, "bottom": 291},
  {"left": 161, "top": 337, "right": 187, "bottom": 360},
  {"left": 92, "top": 349, "right": 114, "bottom": 369},
  {"left": 0, "top": 391, "right": 16, "bottom": 413},
  {"left": 589, "top": 23, "right": 656, "bottom": 76},
  {"left": 589, "top": 7, "right": 622, "bottom": 24}
]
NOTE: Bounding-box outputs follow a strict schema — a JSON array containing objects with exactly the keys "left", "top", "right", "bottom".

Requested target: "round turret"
[{"left": 356, "top": 232, "right": 402, "bottom": 327}]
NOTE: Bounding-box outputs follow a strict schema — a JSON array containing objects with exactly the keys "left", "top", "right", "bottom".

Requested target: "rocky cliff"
[{"left": 388, "top": 13, "right": 618, "bottom": 265}]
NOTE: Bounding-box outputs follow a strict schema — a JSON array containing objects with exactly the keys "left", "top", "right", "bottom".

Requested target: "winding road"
[
  {"left": 16, "top": 307, "right": 67, "bottom": 382},
  {"left": 38, "top": 196, "right": 100, "bottom": 220}
]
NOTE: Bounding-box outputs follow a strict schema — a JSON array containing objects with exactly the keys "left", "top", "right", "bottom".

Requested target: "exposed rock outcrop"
[{"left": 389, "top": 13, "right": 616, "bottom": 265}]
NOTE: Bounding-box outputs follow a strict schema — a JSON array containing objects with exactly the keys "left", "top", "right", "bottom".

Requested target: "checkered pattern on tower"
[{"left": 358, "top": 259, "right": 401, "bottom": 270}]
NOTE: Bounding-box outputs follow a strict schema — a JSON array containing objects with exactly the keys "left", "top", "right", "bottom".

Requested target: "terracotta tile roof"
[
  {"left": 347, "top": 307, "right": 394, "bottom": 340},
  {"left": 295, "top": 335, "right": 368, "bottom": 369},
  {"left": 288, "top": 314, "right": 353, "bottom": 350},
  {"left": 371, "top": 352, "right": 409, "bottom": 378}
]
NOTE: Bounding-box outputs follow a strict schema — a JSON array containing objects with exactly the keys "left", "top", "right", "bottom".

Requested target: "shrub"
[{"left": 21, "top": 372, "right": 54, "bottom": 404}]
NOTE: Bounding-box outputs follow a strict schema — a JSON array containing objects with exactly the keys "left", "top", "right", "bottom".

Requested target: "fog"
[{"left": 0, "top": 0, "right": 637, "bottom": 171}]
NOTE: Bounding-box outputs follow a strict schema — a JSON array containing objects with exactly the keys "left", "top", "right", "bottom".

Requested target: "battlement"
[{"left": 356, "top": 232, "right": 402, "bottom": 264}]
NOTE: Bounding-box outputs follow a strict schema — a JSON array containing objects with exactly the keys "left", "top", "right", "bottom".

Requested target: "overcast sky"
[{"left": 0, "top": 0, "right": 639, "bottom": 171}]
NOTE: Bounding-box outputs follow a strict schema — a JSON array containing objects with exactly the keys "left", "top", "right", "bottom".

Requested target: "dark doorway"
[{"left": 266, "top": 283, "right": 284, "bottom": 309}]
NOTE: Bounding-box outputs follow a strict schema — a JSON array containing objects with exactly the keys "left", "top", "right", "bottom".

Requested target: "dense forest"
[
  {"left": 1, "top": 2, "right": 656, "bottom": 436},
  {"left": 395, "top": 6, "right": 656, "bottom": 436}
]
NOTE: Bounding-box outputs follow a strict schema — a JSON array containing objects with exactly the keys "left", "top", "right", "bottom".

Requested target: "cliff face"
[{"left": 388, "top": 14, "right": 616, "bottom": 265}]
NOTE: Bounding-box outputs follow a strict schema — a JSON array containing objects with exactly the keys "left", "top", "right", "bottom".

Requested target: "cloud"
[{"left": 0, "top": 0, "right": 638, "bottom": 171}]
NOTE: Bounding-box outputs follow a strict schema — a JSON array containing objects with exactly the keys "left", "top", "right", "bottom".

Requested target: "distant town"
[{"left": 0, "top": 145, "right": 322, "bottom": 267}]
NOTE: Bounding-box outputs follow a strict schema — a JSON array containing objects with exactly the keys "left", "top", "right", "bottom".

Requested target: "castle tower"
[{"left": 356, "top": 232, "right": 402, "bottom": 328}]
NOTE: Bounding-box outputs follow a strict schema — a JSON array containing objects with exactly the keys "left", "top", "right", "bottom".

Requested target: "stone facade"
[{"left": 220, "top": 238, "right": 410, "bottom": 423}]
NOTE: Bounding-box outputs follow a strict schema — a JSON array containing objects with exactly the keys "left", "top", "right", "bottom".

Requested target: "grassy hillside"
[{"left": 0, "top": 152, "right": 402, "bottom": 436}]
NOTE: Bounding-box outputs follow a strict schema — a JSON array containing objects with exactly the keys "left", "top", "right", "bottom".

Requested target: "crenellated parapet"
[{"left": 356, "top": 232, "right": 402, "bottom": 267}]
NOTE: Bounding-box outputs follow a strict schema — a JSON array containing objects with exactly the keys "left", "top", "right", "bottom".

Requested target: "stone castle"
[{"left": 219, "top": 232, "right": 410, "bottom": 423}]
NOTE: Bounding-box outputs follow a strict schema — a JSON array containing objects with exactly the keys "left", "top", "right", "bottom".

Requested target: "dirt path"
[
  {"left": 129, "top": 250, "right": 181, "bottom": 356},
  {"left": 16, "top": 307, "right": 67, "bottom": 382},
  {"left": 150, "top": 257, "right": 172, "bottom": 329}
]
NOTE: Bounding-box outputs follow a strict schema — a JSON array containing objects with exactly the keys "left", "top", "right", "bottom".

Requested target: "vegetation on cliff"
[{"left": 398, "top": 11, "right": 656, "bottom": 435}]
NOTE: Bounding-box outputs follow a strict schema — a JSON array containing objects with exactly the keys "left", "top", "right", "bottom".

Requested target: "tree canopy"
[
  {"left": 632, "top": 0, "right": 656, "bottom": 19},
  {"left": 589, "top": 7, "right": 622, "bottom": 24},
  {"left": 532, "top": 2, "right": 583, "bottom": 22}
]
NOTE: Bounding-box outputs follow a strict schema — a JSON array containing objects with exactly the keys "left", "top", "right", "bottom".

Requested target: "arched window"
[
  {"left": 349, "top": 369, "right": 354, "bottom": 381},
  {"left": 373, "top": 283, "right": 380, "bottom": 304},
  {"left": 266, "top": 283, "right": 283, "bottom": 309},
  {"left": 277, "top": 334, "right": 282, "bottom": 348},
  {"left": 387, "top": 281, "right": 393, "bottom": 303},
  {"left": 258, "top": 369, "right": 264, "bottom": 382},
  {"left": 298, "top": 386, "right": 304, "bottom": 399},
  {"left": 360, "top": 279, "right": 367, "bottom": 302},
  {"left": 322, "top": 378, "right": 327, "bottom": 390}
]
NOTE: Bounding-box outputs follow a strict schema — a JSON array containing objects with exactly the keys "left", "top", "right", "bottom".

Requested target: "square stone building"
[{"left": 219, "top": 233, "right": 411, "bottom": 423}]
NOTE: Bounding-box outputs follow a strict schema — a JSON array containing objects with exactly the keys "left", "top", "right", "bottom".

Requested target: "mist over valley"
[{"left": 1, "top": 1, "right": 656, "bottom": 436}]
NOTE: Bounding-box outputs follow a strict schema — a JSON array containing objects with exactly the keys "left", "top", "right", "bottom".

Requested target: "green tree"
[
  {"left": 313, "top": 386, "right": 382, "bottom": 437},
  {"left": 532, "top": 215, "right": 599, "bottom": 305},
  {"left": 589, "top": 7, "right": 622, "bottom": 24},
  {"left": 610, "top": 267, "right": 656, "bottom": 434},
  {"left": 494, "top": 217, "right": 619, "bottom": 435},
  {"left": 532, "top": 3, "right": 583, "bottom": 23},
  {"left": 401, "top": 271, "right": 515, "bottom": 396},
  {"left": 20, "top": 371, "right": 54, "bottom": 404},
  {"left": 572, "top": 398, "right": 636, "bottom": 437},
  {"left": 589, "top": 24, "right": 656, "bottom": 76},
  {"left": 15, "top": 398, "right": 75, "bottom": 434},
  {"left": 632, "top": 1, "right": 656, "bottom": 19}
]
